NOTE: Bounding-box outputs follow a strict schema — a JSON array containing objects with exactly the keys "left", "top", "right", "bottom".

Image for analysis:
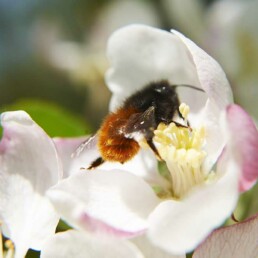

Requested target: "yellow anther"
[
  {"left": 153, "top": 103, "right": 208, "bottom": 199},
  {"left": 5, "top": 240, "right": 14, "bottom": 249},
  {"left": 167, "top": 122, "right": 178, "bottom": 134},
  {"left": 179, "top": 103, "right": 190, "bottom": 120},
  {"left": 191, "top": 127, "right": 206, "bottom": 149},
  {"left": 156, "top": 123, "right": 167, "bottom": 131}
]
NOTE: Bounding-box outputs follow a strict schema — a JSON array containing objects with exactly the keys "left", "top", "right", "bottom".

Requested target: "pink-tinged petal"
[
  {"left": 41, "top": 230, "right": 144, "bottom": 258},
  {"left": 172, "top": 30, "right": 233, "bottom": 109},
  {"left": 77, "top": 212, "right": 144, "bottom": 238},
  {"left": 225, "top": 104, "right": 258, "bottom": 192},
  {"left": 193, "top": 213, "right": 258, "bottom": 258},
  {"left": 106, "top": 24, "right": 201, "bottom": 111},
  {"left": 0, "top": 111, "right": 61, "bottom": 257},
  {"left": 53, "top": 136, "right": 89, "bottom": 178},
  {"left": 132, "top": 235, "right": 186, "bottom": 258},
  {"left": 47, "top": 171, "right": 160, "bottom": 237},
  {"left": 148, "top": 156, "right": 239, "bottom": 255},
  {"left": 55, "top": 136, "right": 169, "bottom": 190}
]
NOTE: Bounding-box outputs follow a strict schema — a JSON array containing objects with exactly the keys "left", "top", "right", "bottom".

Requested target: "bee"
[{"left": 74, "top": 80, "right": 204, "bottom": 169}]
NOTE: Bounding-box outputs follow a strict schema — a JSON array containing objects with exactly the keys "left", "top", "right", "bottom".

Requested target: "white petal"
[
  {"left": 198, "top": 99, "right": 226, "bottom": 172},
  {"left": 148, "top": 157, "right": 239, "bottom": 254},
  {"left": 132, "top": 235, "right": 186, "bottom": 258},
  {"left": 53, "top": 136, "right": 89, "bottom": 178},
  {"left": 193, "top": 213, "right": 258, "bottom": 258},
  {"left": 96, "top": 149, "right": 169, "bottom": 190},
  {"left": 172, "top": 30, "right": 233, "bottom": 109},
  {"left": 106, "top": 24, "right": 200, "bottom": 111},
  {"left": 41, "top": 230, "right": 144, "bottom": 258},
  {"left": 56, "top": 136, "right": 168, "bottom": 189},
  {"left": 47, "top": 171, "right": 160, "bottom": 237},
  {"left": 224, "top": 104, "right": 258, "bottom": 192},
  {"left": 0, "top": 111, "right": 61, "bottom": 257}
]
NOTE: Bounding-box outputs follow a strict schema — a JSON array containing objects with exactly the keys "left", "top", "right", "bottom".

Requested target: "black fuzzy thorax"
[{"left": 123, "top": 80, "right": 180, "bottom": 126}]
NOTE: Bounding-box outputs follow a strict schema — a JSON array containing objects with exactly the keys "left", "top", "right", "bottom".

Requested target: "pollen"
[{"left": 154, "top": 105, "right": 207, "bottom": 199}]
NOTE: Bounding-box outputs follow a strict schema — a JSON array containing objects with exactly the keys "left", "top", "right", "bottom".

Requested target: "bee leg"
[
  {"left": 177, "top": 108, "right": 191, "bottom": 128},
  {"left": 87, "top": 157, "right": 105, "bottom": 170},
  {"left": 172, "top": 120, "right": 189, "bottom": 129},
  {"left": 146, "top": 138, "right": 163, "bottom": 161}
]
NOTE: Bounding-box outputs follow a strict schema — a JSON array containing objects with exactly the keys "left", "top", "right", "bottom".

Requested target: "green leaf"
[
  {"left": 234, "top": 182, "right": 258, "bottom": 221},
  {"left": 0, "top": 99, "right": 91, "bottom": 137},
  {"left": 224, "top": 182, "right": 258, "bottom": 226}
]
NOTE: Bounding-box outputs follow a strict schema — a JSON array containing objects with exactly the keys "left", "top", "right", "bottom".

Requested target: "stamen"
[
  {"left": 154, "top": 104, "right": 207, "bottom": 199},
  {"left": 4, "top": 240, "right": 14, "bottom": 258},
  {"left": 179, "top": 103, "right": 190, "bottom": 120}
]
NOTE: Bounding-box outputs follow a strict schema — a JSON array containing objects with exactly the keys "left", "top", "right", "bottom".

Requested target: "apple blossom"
[
  {"left": 0, "top": 111, "right": 62, "bottom": 258},
  {"left": 193, "top": 213, "right": 258, "bottom": 258},
  {"left": 47, "top": 24, "right": 258, "bottom": 255},
  {"left": 41, "top": 230, "right": 145, "bottom": 258},
  {"left": 40, "top": 229, "right": 185, "bottom": 258}
]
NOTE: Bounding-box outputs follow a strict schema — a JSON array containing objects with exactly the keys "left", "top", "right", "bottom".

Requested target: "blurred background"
[{"left": 0, "top": 0, "right": 257, "bottom": 256}]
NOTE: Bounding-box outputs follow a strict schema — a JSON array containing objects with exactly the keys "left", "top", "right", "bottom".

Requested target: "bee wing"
[
  {"left": 123, "top": 106, "right": 156, "bottom": 136},
  {"left": 71, "top": 134, "right": 98, "bottom": 158}
]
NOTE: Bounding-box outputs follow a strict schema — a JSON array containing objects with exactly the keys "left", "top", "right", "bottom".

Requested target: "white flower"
[
  {"left": 40, "top": 229, "right": 185, "bottom": 258},
  {"left": 47, "top": 25, "right": 258, "bottom": 255},
  {"left": 0, "top": 111, "right": 62, "bottom": 258}
]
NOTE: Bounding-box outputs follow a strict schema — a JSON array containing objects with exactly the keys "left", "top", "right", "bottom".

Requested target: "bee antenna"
[{"left": 171, "top": 84, "right": 205, "bottom": 92}]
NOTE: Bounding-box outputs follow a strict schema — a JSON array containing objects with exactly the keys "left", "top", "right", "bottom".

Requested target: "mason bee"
[{"left": 74, "top": 80, "right": 203, "bottom": 169}]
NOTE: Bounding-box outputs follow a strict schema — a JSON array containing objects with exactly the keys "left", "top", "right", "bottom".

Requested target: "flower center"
[{"left": 154, "top": 103, "right": 207, "bottom": 199}]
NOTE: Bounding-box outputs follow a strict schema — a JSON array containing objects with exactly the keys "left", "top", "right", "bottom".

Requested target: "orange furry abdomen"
[{"left": 98, "top": 107, "right": 140, "bottom": 163}]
